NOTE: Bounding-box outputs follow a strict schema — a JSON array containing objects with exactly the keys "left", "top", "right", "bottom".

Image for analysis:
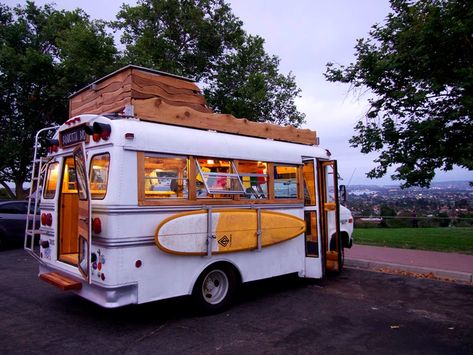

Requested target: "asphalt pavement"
[
  {"left": 345, "top": 244, "right": 473, "bottom": 284},
  {"left": 1, "top": 248, "right": 472, "bottom": 354}
]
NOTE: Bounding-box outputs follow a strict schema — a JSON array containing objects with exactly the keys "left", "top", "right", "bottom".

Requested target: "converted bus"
[{"left": 25, "top": 66, "right": 353, "bottom": 312}]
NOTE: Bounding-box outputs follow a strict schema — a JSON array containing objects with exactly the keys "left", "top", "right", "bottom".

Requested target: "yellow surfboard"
[{"left": 155, "top": 209, "right": 306, "bottom": 255}]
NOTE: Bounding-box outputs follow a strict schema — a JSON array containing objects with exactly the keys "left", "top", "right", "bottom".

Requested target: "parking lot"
[{"left": 1, "top": 248, "right": 472, "bottom": 354}]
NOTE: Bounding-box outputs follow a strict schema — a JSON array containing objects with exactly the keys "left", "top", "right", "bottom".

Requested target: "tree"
[
  {"left": 0, "top": 2, "right": 118, "bottom": 199},
  {"left": 115, "top": 0, "right": 245, "bottom": 80},
  {"left": 325, "top": 0, "right": 473, "bottom": 188},
  {"left": 205, "top": 35, "right": 305, "bottom": 125},
  {"left": 114, "top": 0, "right": 305, "bottom": 125}
]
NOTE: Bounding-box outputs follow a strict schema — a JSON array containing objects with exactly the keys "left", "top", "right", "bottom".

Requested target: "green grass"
[{"left": 353, "top": 227, "right": 473, "bottom": 254}]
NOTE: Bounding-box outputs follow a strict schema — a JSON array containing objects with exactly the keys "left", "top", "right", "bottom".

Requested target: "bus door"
[
  {"left": 302, "top": 159, "right": 322, "bottom": 278},
  {"left": 317, "top": 160, "right": 342, "bottom": 273},
  {"left": 73, "top": 144, "right": 92, "bottom": 282}
]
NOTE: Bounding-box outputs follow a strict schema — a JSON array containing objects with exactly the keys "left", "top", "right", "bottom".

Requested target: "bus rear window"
[
  {"left": 43, "top": 162, "right": 59, "bottom": 199},
  {"left": 90, "top": 153, "right": 110, "bottom": 200}
]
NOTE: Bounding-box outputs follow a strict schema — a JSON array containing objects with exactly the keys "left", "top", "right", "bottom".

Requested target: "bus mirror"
[{"left": 339, "top": 185, "right": 347, "bottom": 204}]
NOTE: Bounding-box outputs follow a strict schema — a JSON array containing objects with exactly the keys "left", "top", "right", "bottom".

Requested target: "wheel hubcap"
[{"left": 202, "top": 270, "right": 229, "bottom": 305}]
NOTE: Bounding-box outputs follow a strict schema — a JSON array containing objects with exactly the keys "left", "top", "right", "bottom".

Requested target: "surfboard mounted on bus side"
[{"left": 154, "top": 209, "right": 306, "bottom": 255}]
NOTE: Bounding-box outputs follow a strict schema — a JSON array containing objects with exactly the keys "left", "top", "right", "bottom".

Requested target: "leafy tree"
[
  {"left": 115, "top": 0, "right": 245, "bottom": 80},
  {"left": 114, "top": 0, "right": 305, "bottom": 125},
  {"left": 325, "top": 0, "right": 473, "bottom": 188},
  {"left": 205, "top": 35, "right": 305, "bottom": 125},
  {"left": 0, "top": 2, "right": 118, "bottom": 199}
]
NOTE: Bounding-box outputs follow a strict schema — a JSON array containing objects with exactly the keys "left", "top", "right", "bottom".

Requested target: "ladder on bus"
[{"left": 24, "top": 126, "right": 59, "bottom": 260}]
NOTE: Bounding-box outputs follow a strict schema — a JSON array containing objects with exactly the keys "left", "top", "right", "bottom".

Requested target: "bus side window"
[
  {"left": 274, "top": 165, "right": 298, "bottom": 199},
  {"left": 90, "top": 153, "right": 110, "bottom": 200},
  {"left": 238, "top": 161, "right": 268, "bottom": 199},
  {"left": 144, "top": 155, "right": 189, "bottom": 199},
  {"left": 195, "top": 158, "right": 244, "bottom": 199}
]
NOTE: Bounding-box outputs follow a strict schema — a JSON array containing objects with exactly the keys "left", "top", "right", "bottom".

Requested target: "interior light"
[{"left": 207, "top": 159, "right": 214, "bottom": 165}]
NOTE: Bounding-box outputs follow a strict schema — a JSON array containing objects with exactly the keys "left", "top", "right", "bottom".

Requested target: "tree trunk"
[{"left": 15, "top": 179, "right": 28, "bottom": 200}]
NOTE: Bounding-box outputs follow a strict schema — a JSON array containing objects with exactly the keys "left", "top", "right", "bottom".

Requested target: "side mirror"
[{"left": 339, "top": 185, "right": 347, "bottom": 205}]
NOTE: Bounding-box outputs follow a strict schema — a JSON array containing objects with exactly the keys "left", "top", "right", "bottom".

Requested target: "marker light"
[
  {"left": 85, "top": 122, "right": 112, "bottom": 142},
  {"left": 45, "top": 139, "right": 59, "bottom": 154},
  {"left": 92, "top": 218, "right": 102, "bottom": 234}
]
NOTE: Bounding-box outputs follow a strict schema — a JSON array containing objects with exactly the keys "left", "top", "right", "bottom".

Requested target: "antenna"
[{"left": 347, "top": 168, "right": 357, "bottom": 187}]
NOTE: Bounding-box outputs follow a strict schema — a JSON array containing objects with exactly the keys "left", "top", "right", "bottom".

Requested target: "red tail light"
[
  {"left": 46, "top": 213, "right": 52, "bottom": 226},
  {"left": 41, "top": 213, "right": 47, "bottom": 225},
  {"left": 41, "top": 213, "right": 52, "bottom": 226},
  {"left": 92, "top": 218, "right": 102, "bottom": 234}
]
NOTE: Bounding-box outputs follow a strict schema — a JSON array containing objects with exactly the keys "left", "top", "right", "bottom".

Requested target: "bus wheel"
[{"left": 193, "top": 264, "right": 237, "bottom": 314}]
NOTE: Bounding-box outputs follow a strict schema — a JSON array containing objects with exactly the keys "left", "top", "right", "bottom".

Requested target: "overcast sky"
[{"left": 6, "top": 0, "right": 473, "bottom": 185}]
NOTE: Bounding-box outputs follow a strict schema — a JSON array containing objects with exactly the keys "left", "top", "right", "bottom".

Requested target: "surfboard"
[{"left": 155, "top": 209, "right": 306, "bottom": 255}]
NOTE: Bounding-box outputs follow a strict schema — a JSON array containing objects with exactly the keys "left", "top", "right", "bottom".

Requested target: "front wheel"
[{"left": 193, "top": 264, "right": 237, "bottom": 314}]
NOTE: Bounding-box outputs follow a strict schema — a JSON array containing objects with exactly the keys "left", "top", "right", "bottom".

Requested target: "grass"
[{"left": 353, "top": 227, "right": 473, "bottom": 255}]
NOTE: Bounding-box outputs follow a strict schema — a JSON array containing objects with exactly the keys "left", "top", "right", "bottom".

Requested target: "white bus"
[{"left": 25, "top": 69, "right": 353, "bottom": 313}]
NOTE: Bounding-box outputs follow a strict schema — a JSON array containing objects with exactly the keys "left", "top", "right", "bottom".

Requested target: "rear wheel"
[{"left": 193, "top": 264, "right": 237, "bottom": 314}]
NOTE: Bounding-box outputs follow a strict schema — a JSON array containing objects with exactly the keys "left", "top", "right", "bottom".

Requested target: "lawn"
[{"left": 353, "top": 227, "right": 473, "bottom": 254}]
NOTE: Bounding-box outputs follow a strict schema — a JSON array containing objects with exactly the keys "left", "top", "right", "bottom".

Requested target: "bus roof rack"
[{"left": 69, "top": 65, "right": 318, "bottom": 146}]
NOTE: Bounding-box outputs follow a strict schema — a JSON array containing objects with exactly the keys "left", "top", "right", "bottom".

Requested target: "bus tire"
[{"left": 193, "top": 264, "right": 237, "bottom": 314}]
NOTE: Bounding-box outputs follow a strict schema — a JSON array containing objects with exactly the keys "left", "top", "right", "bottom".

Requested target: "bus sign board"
[{"left": 60, "top": 125, "right": 89, "bottom": 148}]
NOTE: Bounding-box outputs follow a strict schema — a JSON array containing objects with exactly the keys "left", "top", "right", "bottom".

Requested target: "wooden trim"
[
  {"left": 188, "top": 156, "right": 196, "bottom": 201},
  {"left": 267, "top": 163, "right": 275, "bottom": 200},
  {"left": 137, "top": 151, "right": 145, "bottom": 205},
  {"left": 136, "top": 99, "right": 317, "bottom": 146},
  {"left": 297, "top": 165, "right": 304, "bottom": 200}
]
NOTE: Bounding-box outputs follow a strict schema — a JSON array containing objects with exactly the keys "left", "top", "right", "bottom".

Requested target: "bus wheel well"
[
  {"left": 192, "top": 261, "right": 241, "bottom": 314},
  {"left": 203, "top": 261, "right": 242, "bottom": 285},
  {"left": 340, "top": 231, "right": 352, "bottom": 248}
]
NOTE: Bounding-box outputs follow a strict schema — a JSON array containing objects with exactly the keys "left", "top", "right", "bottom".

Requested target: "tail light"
[
  {"left": 45, "top": 139, "right": 59, "bottom": 154},
  {"left": 41, "top": 213, "right": 53, "bottom": 226}
]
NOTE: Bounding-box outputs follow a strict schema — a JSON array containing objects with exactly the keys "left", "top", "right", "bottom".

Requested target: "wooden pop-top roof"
[{"left": 69, "top": 65, "right": 317, "bottom": 146}]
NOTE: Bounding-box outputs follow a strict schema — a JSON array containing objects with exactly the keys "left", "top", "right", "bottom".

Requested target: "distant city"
[{"left": 346, "top": 181, "right": 473, "bottom": 227}]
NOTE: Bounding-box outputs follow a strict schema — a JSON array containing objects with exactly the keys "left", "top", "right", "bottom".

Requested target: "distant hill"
[{"left": 349, "top": 180, "right": 472, "bottom": 192}]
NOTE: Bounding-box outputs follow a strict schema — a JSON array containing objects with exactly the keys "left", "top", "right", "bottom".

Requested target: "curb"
[{"left": 345, "top": 258, "right": 473, "bottom": 284}]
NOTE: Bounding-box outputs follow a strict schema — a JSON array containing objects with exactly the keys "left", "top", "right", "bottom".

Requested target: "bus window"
[
  {"left": 90, "top": 153, "right": 110, "bottom": 200},
  {"left": 238, "top": 161, "right": 268, "bottom": 199},
  {"left": 62, "top": 157, "right": 77, "bottom": 193},
  {"left": 274, "top": 165, "right": 298, "bottom": 198},
  {"left": 196, "top": 159, "right": 244, "bottom": 198},
  {"left": 43, "top": 162, "right": 59, "bottom": 199},
  {"left": 144, "top": 155, "right": 189, "bottom": 199}
]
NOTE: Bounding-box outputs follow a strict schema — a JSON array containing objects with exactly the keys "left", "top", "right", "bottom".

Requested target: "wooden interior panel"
[{"left": 59, "top": 193, "right": 79, "bottom": 256}]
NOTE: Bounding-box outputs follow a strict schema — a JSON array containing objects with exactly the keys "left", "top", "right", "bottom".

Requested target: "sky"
[{"left": 5, "top": 0, "right": 473, "bottom": 185}]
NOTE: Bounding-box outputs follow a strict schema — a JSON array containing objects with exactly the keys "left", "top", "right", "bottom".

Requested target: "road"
[{"left": 1, "top": 248, "right": 472, "bottom": 354}]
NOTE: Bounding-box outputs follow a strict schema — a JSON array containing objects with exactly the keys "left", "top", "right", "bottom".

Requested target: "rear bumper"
[{"left": 39, "top": 264, "right": 138, "bottom": 308}]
